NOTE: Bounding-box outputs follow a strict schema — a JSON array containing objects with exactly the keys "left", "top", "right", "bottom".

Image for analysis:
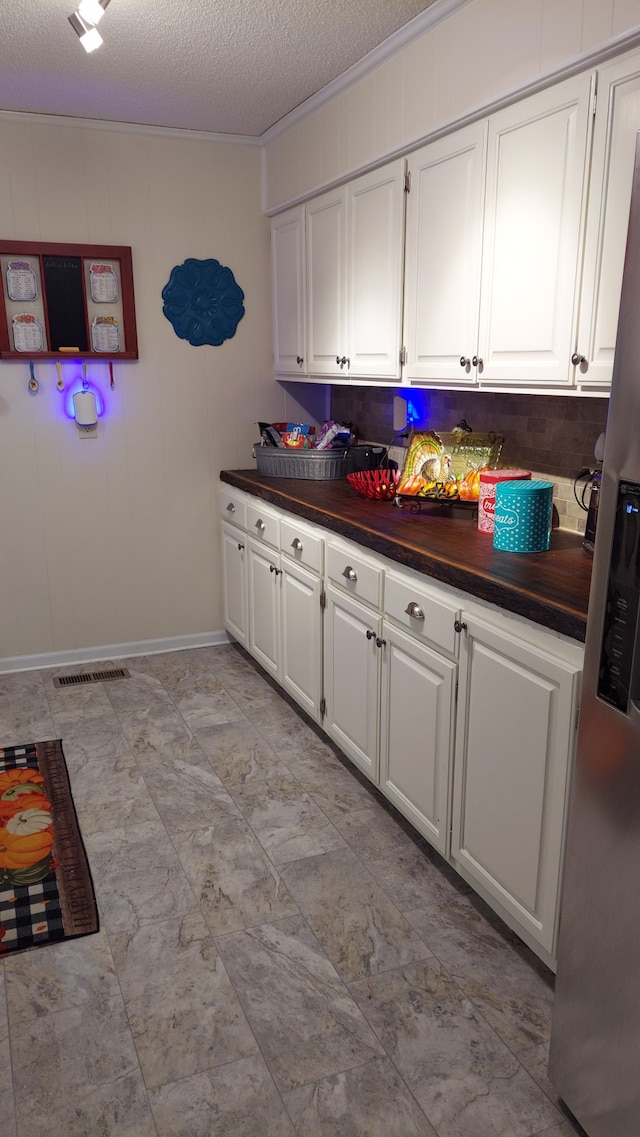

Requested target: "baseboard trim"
[{"left": 0, "top": 631, "right": 231, "bottom": 674}]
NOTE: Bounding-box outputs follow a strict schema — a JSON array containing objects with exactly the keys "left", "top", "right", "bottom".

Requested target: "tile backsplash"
[{"left": 331, "top": 386, "right": 609, "bottom": 534}]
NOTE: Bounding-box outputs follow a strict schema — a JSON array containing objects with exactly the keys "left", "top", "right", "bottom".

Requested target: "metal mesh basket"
[{"left": 254, "top": 447, "right": 348, "bottom": 479}]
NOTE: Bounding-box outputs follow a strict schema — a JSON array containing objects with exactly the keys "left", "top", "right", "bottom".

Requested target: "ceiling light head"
[
  {"left": 78, "top": 0, "right": 110, "bottom": 26},
  {"left": 68, "top": 11, "right": 104, "bottom": 52}
]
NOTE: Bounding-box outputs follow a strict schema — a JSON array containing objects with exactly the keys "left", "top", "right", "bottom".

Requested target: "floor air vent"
[{"left": 53, "top": 668, "right": 130, "bottom": 687}]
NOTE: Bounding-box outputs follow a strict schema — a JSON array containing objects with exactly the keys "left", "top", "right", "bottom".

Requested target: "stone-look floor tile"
[
  {"left": 519, "top": 1041, "right": 566, "bottom": 1107},
  {"left": 51, "top": 710, "right": 131, "bottom": 762},
  {"left": 349, "top": 958, "right": 562, "bottom": 1137},
  {"left": 138, "top": 752, "right": 242, "bottom": 832},
  {"left": 0, "top": 671, "right": 46, "bottom": 700},
  {"left": 172, "top": 818, "right": 299, "bottom": 936},
  {"left": 173, "top": 687, "right": 247, "bottom": 730},
  {"left": 0, "top": 975, "right": 17, "bottom": 1137},
  {"left": 280, "top": 847, "right": 432, "bottom": 982},
  {"left": 283, "top": 1056, "right": 437, "bottom": 1136},
  {"left": 110, "top": 913, "right": 258, "bottom": 1089},
  {"left": 45, "top": 679, "right": 114, "bottom": 715},
  {"left": 5, "top": 927, "right": 118, "bottom": 1023},
  {"left": 113, "top": 704, "right": 204, "bottom": 761},
  {"left": 216, "top": 916, "right": 385, "bottom": 1093},
  {"left": 198, "top": 643, "right": 259, "bottom": 680},
  {"left": 150, "top": 648, "right": 223, "bottom": 690},
  {"left": 284, "top": 752, "right": 376, "bottom": 818},
  {"left": 149, "top": 1053, "right": 296, "bottom": 1137},
  {"left": 532, "top": 1119, "right": 586, "bottom": 1137},
  {"left": 66, "top": 750, "right": 162, "bottom": 833},
  {"left": 85, "top": 819, "right": 199, "bottom": 933},
  {"left": 11, "top": 996, "right": 157, "bottom": 1137},
  {"left": 0, "top": 705, "right": 56, "bottom": 748},
  {"left": 196, "top": 720, "right": 290, "bottom": 787},
  {"left": 407, "top": 891, "right": 554, "bottom": 1054},
  {"left": 229, "top": 774, "right": 347, "bottom": 864}
]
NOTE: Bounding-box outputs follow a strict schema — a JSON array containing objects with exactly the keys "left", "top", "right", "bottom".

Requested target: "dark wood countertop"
[{"left": 220, "top": 470, "right": 593, "bottom": 642}]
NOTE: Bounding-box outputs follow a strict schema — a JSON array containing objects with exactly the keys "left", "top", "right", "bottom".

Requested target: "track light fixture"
[{"left": 68, "top": 0, "right": 110, "bottom": 53}]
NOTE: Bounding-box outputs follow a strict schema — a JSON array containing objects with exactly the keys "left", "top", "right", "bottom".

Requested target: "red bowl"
[{"left": 346, "top": 469, "right": 400, "bottom": 500}]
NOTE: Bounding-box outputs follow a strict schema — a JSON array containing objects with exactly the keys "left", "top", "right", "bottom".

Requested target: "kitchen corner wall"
[
  {"left": 0, "top": 117, "right": 315, "bottom": 665},
  {"left": 331, "top": 386, "right": 609, "bottom": 532}
]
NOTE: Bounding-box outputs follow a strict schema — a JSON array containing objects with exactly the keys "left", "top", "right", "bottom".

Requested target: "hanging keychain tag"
[
  {"left": 56, "top": 361, "right": 64, "bottom": 390},
  {"left": 28, "top": 360, "right": 39, "bottom": 394}
]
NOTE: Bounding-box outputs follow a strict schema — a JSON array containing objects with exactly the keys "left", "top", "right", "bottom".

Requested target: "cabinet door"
[
  {"left": 576, "top": 51, "right": 640, "bottom": 388},
  {"left": 379, "top": 621, "right": 456, "bottom": 856},
  {"left": 280, "top": 558, "right": 322, "bottom": 722},
  {"left": 323, "top": 583, "right": 380, "bottom": 782},
  {"left": 306, "top": 186, "right": 347, "bottom": 376},
  {"left": 478, "top": 74, "right": 593, "bottom": 386},
  {"left": 403, "top": 123, "right": 486, "bottom": 385},
  {"left": 451, "top": 613, "right": 581, "bottom": 960},
  {"left": 247, "top": 539, "right": 280, "bottom": 679},
  {"left": 347, "top": 160, "right": 405, "bottom": 380},
  {"left": 271, "top": 206, "right": 307, "bottom": 376},
  {"left": 221, "top": 521, "right": 248, "bottom": 648}
]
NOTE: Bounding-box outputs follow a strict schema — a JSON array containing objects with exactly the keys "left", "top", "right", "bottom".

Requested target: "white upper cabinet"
[
  {"left": 576, "top": 50, "right": 640, "bottom": 389},
  {"left": 404, "top": 122, "right": 487, "bottom": 385},
  {"left": 346, "top": 162, "right": 406, "bottom": 379},
  {"left": 306, "top": 186, "right": 347, "bottom": 376},
  {"left": 304, "top": 159, "right": 406, "bottom": 380},
  {"left": 478, "top": 73, "right": 594, "bottom": 386},
  {"left": 271, "top": 205, "right": 307, "bottom": 376}
]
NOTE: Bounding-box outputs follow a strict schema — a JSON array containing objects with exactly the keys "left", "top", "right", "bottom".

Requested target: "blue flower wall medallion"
[{"left": 161, "top": 258, "right": 245, "bottom": 346}]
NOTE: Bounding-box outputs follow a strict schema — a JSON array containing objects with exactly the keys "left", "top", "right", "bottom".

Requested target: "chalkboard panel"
[
  {"left": 42, "top": 256, "right": 88, "bottom": 352},
  {"left": 0, "top": 240, "right": 138, "bottom": 359}
]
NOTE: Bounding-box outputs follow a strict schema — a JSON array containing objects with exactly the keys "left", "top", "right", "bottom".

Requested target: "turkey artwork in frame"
[{"left": 0, "top": 240, "right": 138, "bottom": 360}]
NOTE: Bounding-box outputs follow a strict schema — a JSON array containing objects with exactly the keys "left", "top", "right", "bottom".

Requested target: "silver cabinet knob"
[
  {"left": 454, "top": 619, "right": 468, "bottom": 634},
  {"left": 342, "top": 565, "right": 357, "bottom": 582},
  {"left": 404, "top": 601, "right": 425, "bottom": 621},
  {"left": 472, "top": 356, "right": 483, "bottom": 368},
  {"left": 296, "top": 356, "right": 304, "bottom": 366},
  {"left": 255, "top": 519, "right": 266, "bottom": 531},
  {"left": 269, "top": 563, "right": 282, "bottom": 576},
  {"left": 460, "top": 356, "right": 470, "bottom": 368},
  {"left": 571, "top": 352, "right": 587, "bottom": 366},
  {"left": 291, "top": 538, "right": 303, "bottom": 551},
  {"left": 366, "top": 629, "right": 375, "bottom": 640},
  {"left": 237, "top": 542, "right": 244, "bottom": 551},
  {"left": 226, "top": 502, "right": 235, "bottom": 513},
  {"left": 376, "top": 637, "right": 387, "bottom": 649}
]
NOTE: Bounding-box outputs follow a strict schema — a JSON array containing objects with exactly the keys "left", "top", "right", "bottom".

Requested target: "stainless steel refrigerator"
[{"left": 549, "top": 133, "right": 640, "bottom": 1136}]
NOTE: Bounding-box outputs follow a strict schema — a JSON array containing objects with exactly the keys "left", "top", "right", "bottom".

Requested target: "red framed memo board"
[{"left": 0, "top": 240, "right": 138, "bottom": 360}]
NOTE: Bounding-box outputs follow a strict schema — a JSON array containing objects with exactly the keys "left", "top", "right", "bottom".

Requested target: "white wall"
[
  {"left": 0, "top": 118, "right": 318, "bottom": 665},
  {"left": 264, "top": 0, "right": 640, "bottom": 210}
]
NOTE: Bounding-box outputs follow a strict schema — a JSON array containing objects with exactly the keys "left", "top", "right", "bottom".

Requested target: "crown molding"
[
  {"left": 0, "top": 108, "right": 262, "bottom": 146},
  {"left": 259, "top": 0, "right": 472, "bottom": 143}
]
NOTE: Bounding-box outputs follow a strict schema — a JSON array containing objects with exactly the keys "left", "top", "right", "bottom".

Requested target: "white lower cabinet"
[
  {"left": 380, "top": 621, "right": 457, "bottom": 857},
  {"left": 323, "top": 582, "right": 381, "bottom": 782},
  {"left": 219, "top": 488, "right": 583, "bottom": 965},
  {"left": 451, "top": 612, "right": 582, "bottom": 966}
]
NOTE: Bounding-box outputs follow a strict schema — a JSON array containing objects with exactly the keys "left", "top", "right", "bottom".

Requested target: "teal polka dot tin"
[{"left": 493, "top": 480, "right": 554, "bottom": 553}]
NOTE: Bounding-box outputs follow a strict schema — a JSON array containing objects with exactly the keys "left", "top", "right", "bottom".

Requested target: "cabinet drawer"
[
  {"left": 280, "top": 518, "right": 323, "bottom": 574},
  {"left": 326, "top": 540, "right": 383, "bottom": 610},
  {"left": 385, "top": 569, "right": 459, "bottom": 655},
  {"left": 219, "top": 486, "right": 247, "bottom": 529},
  {"left": 246, "top": 501, "right": 280, "bottom": 547}
]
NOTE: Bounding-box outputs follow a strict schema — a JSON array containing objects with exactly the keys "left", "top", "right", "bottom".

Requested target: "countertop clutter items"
[
  {"left": 254, "top": 420, "right": 388, "bottom": 480},
  {"left": 221, "top": 468, "right": 592, "bottom": 641},
  {"left": 397, "top": 429, "right": 504, "bottom": 502}
]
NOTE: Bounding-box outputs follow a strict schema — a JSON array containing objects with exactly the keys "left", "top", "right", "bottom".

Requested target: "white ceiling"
[{"left": 0, "top": 0, "right": 444, "bottom": 138}]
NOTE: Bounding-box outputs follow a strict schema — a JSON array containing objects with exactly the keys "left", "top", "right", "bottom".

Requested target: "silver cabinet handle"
[
  {"left": 376, "top": 637, "right": 387, "bottom": 649},
  {"left": 226, "top": 502, "right": 236, "bottom": 513},
  {"left": 460, "top": 356, "right": 470, "bottom": 368},
  {"left": 291, "top": 538, "right": 303, "bottom": 551},
  {"left": 255, "top": 519, "right": 265, "bottom": 531},
  {"left": 296, "top": 356, "right": 304, "bottom": 366},
  {"left": 405, "top": 602, "right": 425, "bottom": 621},
  {"left": 269, "top": 563, "right": 282, "bottom": 576},
  {"left": 237, "top": 542, "right": 244, "bottom": 551},
  {"left": 366, "top": 629, "right": 375, "bottom": 640},
  {"left": 342, "top": 565, "right": 357, "bottom": 582},
  {"left": 571, "top": 352, "right": 587, "bottom": 366},
  {"left": 472, "top": 356, "right": 483, "bottom": 368}
]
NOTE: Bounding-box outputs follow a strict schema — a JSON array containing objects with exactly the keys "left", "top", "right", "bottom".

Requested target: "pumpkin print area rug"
[{"left": 0, "top": 741, "right": 98, "bottom": 957}]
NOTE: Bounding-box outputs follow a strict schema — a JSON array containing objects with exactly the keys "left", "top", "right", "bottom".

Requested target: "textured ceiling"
[{"left": 0, "top": 0, "right": 443, "bottom": 137}]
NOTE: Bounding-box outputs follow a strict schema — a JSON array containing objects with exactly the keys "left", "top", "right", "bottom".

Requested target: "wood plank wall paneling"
[{"left": 263, "top": 0, "right": 637, "bottom": 212}]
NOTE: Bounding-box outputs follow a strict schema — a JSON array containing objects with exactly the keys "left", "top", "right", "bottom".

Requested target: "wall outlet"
[{"left": 393, "top": 396, "right": 407, "bottom": 432}]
